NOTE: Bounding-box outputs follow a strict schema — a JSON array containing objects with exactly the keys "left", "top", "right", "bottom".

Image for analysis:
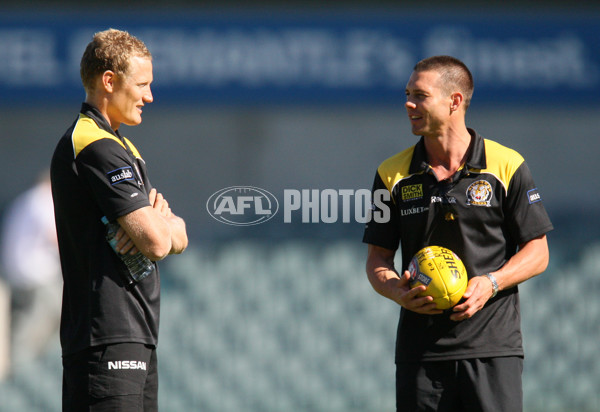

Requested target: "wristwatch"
[{"left": 483, "top": 273, "right": 498, "bottom": 298}]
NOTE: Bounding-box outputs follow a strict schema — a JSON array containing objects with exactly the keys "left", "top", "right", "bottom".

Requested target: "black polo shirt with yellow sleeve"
[
  {"left": 363, "top": 129, "right": 553, "bottom": 362},
  {"left": 51, "top": 103, "right": 159, "bottom": 356}
]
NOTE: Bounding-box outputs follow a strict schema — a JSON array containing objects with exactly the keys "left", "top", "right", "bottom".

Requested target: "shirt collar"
[
  {"left": 408, "top": 128, "right": 487, "bottom": 174},
  {"left": 80, "top": 102, "right": 123, "bottom": 140}
]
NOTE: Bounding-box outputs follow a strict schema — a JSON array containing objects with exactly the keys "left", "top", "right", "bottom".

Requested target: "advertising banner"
[{"left": 1, "top": 10, "right": 598, "bottom": 105}]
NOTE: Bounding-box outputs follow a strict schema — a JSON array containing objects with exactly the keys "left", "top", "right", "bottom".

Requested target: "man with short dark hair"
[
  {"left": 364, "top": 55, "right": 553, "bottom": 411},
  {"left": 51, "top": 28, "right": 188, "bottom": 411}
]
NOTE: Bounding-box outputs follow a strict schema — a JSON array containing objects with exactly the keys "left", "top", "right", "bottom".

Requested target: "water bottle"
[{"left": 101, "top": 216, "right": 154, "bottom": 284}]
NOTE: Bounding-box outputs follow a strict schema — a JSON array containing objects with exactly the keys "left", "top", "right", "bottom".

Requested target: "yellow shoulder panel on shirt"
[
  {"left": 123, "top": 137, "right": 143, "bottom": 159},
  {"left": 480, "top": 139, "right": 525, "bottom": 193},
  {"left": 71, "top": 114, "right": 125, "bottom": 157},
  {"left": 375, "top": 139, "right": 523, "bottom": 195},
  {"left": 377, "top": 145, "right": 417, "bottom": 193}
]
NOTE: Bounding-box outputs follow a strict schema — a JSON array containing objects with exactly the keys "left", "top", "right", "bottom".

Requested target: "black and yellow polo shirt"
[
  {"left": 363, "top": 129, "right": 553, "bottom": 362},
  {"left": 51, "top": 103, "right": 159, "bottom": 356}
]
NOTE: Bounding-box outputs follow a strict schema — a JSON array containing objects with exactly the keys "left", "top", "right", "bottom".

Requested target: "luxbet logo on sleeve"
[{"left": 206, "top": 186, "right": 279, "bottom": 226}]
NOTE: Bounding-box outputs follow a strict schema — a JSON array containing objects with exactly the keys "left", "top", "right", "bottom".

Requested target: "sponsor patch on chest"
[{"left": 401, "top": 184, "right": 423, "bottom": 202}]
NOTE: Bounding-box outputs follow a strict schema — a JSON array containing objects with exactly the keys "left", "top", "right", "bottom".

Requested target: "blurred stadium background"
[{"left": 0, "top": 1, "right": 599, "bottom": 411}]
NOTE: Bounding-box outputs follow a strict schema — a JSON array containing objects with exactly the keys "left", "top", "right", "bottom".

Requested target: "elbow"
[
  {"left": 168, "top": 217, "right": 189, "bottom": 255},
  {"left": 365, "top": 257, "right": 377, "bottom": 283},
  {"left": 144, "top": 243, "right": 171, "bottom": 261},
  {"left": 141, "top": 234, "right": 172, "bottom": 261},
  {"left": 538, "top": 247, "right": 550, "bottom": 275},
  {"left": 174, "top": 234, "right": 189, "bottom": 255},
  {"left": 147, "top": 246, "right": 170, "bottom": 261},
  {"left": 522, "top": 234, "right": 550, "bottom": 278},
  {"left": 141, "top": 241, "right": 171, "bottom": 262},
  {"left": 537, "top": 235, "right": 551, "bottom": 275}
]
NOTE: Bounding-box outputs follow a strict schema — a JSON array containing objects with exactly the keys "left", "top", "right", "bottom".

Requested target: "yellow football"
[{"left": 408, "top": 246, "right": 468, "bottom": 310}]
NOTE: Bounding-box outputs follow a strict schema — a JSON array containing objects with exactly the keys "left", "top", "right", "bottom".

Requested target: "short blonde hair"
[{"left": 80, "top": 28, "right": 152, "bottom": 94}]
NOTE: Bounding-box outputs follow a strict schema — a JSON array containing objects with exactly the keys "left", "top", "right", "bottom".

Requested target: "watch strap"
[{"left": 483, "top": 273, "right": 498, "bottom": 298}]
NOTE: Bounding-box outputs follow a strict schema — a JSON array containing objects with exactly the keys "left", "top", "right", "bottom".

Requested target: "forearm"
[
  {"left": 491, "top": 234, "right": 549, "bottom": 292},
  {"left": 117, "top": 207, "right": 172, "bottom": 260},
  {"left": 366, "top": 246, "right": 401, "bottom": 302}
]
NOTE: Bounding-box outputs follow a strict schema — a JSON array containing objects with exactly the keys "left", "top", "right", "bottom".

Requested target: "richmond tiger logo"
[{"left": 466, "top": 180, "right": 493, "bottom": 207}]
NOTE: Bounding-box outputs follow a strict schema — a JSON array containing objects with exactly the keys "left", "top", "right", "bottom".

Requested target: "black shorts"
[
  {"left": 62, "top": 342, "right": 158, "bottom": 412},
  {"left": 396, "top": 357, "right": 523, "bottom": 412}
]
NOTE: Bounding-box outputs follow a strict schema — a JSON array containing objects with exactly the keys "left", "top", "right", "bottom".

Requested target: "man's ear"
[
  {"left": 450, "top": 92, "right": 464, "bottom": 112},
  {"left": 101, "top": 70, "right": 116, "bottom": 93}
]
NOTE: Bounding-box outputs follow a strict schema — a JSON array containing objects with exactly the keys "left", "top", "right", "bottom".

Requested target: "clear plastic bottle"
[{"left": 101, "top": 216, "right": 154, "bottom": 284}]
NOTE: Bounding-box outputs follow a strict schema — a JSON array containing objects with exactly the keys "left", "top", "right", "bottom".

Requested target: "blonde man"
[{"left": 51, "top": 29, "right": 187, "bottom": 411}]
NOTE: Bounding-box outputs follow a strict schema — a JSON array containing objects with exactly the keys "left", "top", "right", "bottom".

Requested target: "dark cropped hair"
[
  {"left": 414, "top": 55, "right": 474, "bottom": 109},
  {"left": 80, "top": 28, "right": 152, "bottom": 94}
]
